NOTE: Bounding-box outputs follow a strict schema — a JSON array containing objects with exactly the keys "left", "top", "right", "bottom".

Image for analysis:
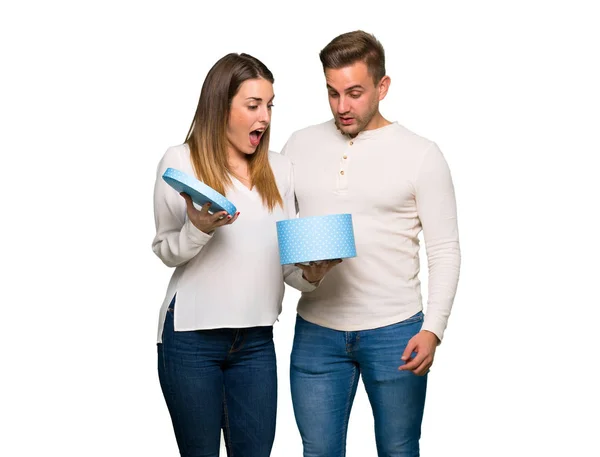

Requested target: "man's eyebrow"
[{"left": 326, "top": 84, "right": 364, "bottom": 92}]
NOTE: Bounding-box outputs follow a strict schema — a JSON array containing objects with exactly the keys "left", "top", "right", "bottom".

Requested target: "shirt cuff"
[
  {"left": 421, "top": 314, "right": 447, "bottom": 344},
  {"left": 182, "top": 218, "right": 213, "bottom": 246},
  {"left": 288, "top": 268, "right": 320, "bottom": 293}
]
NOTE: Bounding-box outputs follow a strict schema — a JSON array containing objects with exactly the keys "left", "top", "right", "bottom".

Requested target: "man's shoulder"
[
  {"left": 389, "top": 123, "right": 436, "bottom": 152},
  {"left": 288, "top": 119, "right": 336, "bottom": 143}
]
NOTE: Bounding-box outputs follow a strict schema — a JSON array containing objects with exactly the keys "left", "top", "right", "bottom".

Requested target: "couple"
[{"left": 152, "top": 30, "right": 461, "bottom": 457}]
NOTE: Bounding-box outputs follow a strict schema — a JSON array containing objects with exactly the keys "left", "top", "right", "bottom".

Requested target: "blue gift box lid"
[{"left": 162, "top": 167, "right": 237, "bottom": 216}]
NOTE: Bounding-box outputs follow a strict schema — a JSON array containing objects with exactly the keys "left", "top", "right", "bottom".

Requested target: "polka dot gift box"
[
  {"left": 162, "top": 167, "right": 237, "bottom": 216},
  {"left": 276, "top": 213, "right": 357, "bottom": 265}
]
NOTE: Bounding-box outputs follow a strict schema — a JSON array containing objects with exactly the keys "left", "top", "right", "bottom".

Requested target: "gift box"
[{"left": 276, "top": 213, "right": 357, "bottom": 265}]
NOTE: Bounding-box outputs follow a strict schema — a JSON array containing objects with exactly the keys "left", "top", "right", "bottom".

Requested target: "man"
[{"left": 281, "top": 30, "right": 461, "bottom": 456}]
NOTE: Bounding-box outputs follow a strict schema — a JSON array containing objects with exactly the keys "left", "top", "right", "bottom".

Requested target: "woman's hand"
[{"left": 180, "top": 193, "right": 239, "bottom": 234}]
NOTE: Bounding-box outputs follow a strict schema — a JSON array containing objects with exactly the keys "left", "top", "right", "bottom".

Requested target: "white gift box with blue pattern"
[{"left": 276, "top": 214, "right": 357, "bottom": 265}]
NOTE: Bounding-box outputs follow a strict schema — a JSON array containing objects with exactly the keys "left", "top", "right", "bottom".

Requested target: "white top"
[
  {"left": 281, "top": 120, "right": 461, "bottom": 341},
  {"left": 152, "top": 144, "right": 315, "bottom": 343}
]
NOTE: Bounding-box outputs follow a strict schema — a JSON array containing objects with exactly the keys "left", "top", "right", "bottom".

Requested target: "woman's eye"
[{"left": 248, "top": 105, "right": 258, "bottom": 110}]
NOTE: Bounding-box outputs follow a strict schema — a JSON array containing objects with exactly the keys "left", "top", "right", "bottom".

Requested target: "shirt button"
[
  {"left": 343, "top": 155, "right": 348, "bottom": 159},
  {"left": 340, "top": 170, "right": 345, "bottom": 175},
  {"left": 349, "top": 141, "right": 354, "bottom": 145}
]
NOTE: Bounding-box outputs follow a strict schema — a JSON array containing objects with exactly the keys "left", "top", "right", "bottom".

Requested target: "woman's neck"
[{"left": 227, "top": 151, "right": 252, "bottom": 188}]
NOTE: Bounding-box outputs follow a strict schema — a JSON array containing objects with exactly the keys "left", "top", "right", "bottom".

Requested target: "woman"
[{"left": 152, "top": 53, "right": 335, "bottom": 457}]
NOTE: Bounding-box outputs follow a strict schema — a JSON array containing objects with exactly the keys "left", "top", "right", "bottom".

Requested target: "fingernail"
[{"left": 227, "top": 215, "right": 232, "bottom": 219}]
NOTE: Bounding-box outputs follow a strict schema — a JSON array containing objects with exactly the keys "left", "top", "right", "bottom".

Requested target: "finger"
[
  {"left": 200, "top": 202, "right": 212, "bottom": 214},
  {"left": 320, "top": 259, "right": 342, "bottom": 273},
  {"left": 401, "top": 340, "right": 417, "bottom": 361},
  {"left": 399, "top": 352, "right": 425, "bottom": 371},
  {"left": 213, "top": 213, "right": 233, "bottom": 227},
  {"left": 180, "top": 192, "right": 194, "bottom": 210},
  {"left": 226, "top": 212, "right": 240, "bottom": 224},
  {"left": 212, "top": 211, "right": 228, "bottom": 222},
  {"left": 299, "top": 265, "right": 313, "bottom": 275},
  {"left": 412, "top": 359, "right": 432, "bottom": 376},
  {"left": 180, "top": 193, "right": 204, "bottom": 219},
  {"left": 324, "top": 260, "right": 342, "bottom": 272}
]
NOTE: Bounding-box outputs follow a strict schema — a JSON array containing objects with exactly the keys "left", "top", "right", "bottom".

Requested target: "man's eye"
[
  {"left": 267, "top": 104, "right": 274, "bottom": 109},
  {"left": 329, "top": 93, "right": 339, "bottom": 98},
  {"left": 350, "top": 93, "right": 362, "bottom": 99}
]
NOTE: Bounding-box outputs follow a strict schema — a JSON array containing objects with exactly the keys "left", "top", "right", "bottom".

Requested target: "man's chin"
[{"left": 335, "top": 120, "right": 360, "bottom": 135}]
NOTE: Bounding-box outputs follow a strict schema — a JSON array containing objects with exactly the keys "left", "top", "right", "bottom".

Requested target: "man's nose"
[{"left": 337, "top": 96, "right": 349, "bottom": 114}]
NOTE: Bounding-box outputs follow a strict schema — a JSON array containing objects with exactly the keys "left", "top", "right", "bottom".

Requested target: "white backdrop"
[{"left": 1, "top": 1, "right": 599, "bottom": 456}]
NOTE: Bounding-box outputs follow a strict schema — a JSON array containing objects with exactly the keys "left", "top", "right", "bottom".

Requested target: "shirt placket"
[{"left": 336, "top": 139, "right": 354, "bottom": 192}]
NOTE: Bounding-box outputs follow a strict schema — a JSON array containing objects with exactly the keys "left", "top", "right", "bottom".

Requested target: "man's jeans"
[{"left": 290, "top": 312, "right": 427, "bottom": 457}]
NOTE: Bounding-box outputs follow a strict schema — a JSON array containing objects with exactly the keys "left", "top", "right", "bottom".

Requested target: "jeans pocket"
[{"left": 401, "top": 311, "right": 424, "bottom": 325}]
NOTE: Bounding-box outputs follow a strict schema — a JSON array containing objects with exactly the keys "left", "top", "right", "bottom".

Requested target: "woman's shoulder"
[
  {"left": 267, "top": 150, "right": 292, "bottom": 176},
  {"left": 161, "top": 143, "right": 190, "bottom": 162},
  {"left": 267, "top": 150, "right": 291, "bottom": 169},
  {"left": 156, "top": 143, "right": 192, "bottom": 174}
]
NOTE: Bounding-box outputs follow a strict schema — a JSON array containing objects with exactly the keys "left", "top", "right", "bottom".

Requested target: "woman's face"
[{"left": 226, "top": 77, "right": 274, "bottom": 159}]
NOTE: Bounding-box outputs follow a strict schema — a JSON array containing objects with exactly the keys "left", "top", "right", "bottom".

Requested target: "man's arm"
[{"left": 399, "top": 142, "right": 461, "bottom": 375}]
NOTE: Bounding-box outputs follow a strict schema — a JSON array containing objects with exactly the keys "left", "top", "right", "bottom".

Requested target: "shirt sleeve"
[
  {"left": 151, "top": 147, "right": 213, "bottom": 268},
  {"left": 279, "top": 153, "right": 320, "bottom": 292},
  {"left": 415, "top": 143, "right": 461, "bottom": 342}
]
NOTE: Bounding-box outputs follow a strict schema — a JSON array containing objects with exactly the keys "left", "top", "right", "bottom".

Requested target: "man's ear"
[{"left": 378, "top": 75, "right": 391, "bottom": 101}]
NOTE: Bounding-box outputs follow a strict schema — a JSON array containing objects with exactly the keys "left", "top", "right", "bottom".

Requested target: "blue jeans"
[
  {"left": 158, "top": 297, "right": 277, "bottom": 457},
  {"left": 290, "top": 313, "right": 427, "bottom": 457}
]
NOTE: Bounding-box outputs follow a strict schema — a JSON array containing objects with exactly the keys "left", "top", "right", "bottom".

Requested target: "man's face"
[{"left": 325, "top": 61, "right": 384, "bottom": 136}]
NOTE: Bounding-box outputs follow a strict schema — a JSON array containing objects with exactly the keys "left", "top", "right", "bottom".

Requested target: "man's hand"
[
  {"left": 398, "top": 330, "right": 439, "bottom": 376},
  {"left": 295, "top": 259, "right": 342, "bottom": 284}
]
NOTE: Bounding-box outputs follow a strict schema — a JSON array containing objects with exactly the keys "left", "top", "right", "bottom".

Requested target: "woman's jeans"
[
  {"left": 290, "top": 312, "right": 428, "bottom": 457},
  {"left": 158, "top": 297, "right": 277, "bottom": 457}
]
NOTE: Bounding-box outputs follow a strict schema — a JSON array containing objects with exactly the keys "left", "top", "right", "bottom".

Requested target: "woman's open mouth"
[{"left": 249, "top": 129, "right": 265, "bottom": 147}]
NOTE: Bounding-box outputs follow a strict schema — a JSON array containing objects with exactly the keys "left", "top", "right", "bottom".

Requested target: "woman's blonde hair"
[{"left": 185, "top": 53, "right": 282, "bottom": 211}]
